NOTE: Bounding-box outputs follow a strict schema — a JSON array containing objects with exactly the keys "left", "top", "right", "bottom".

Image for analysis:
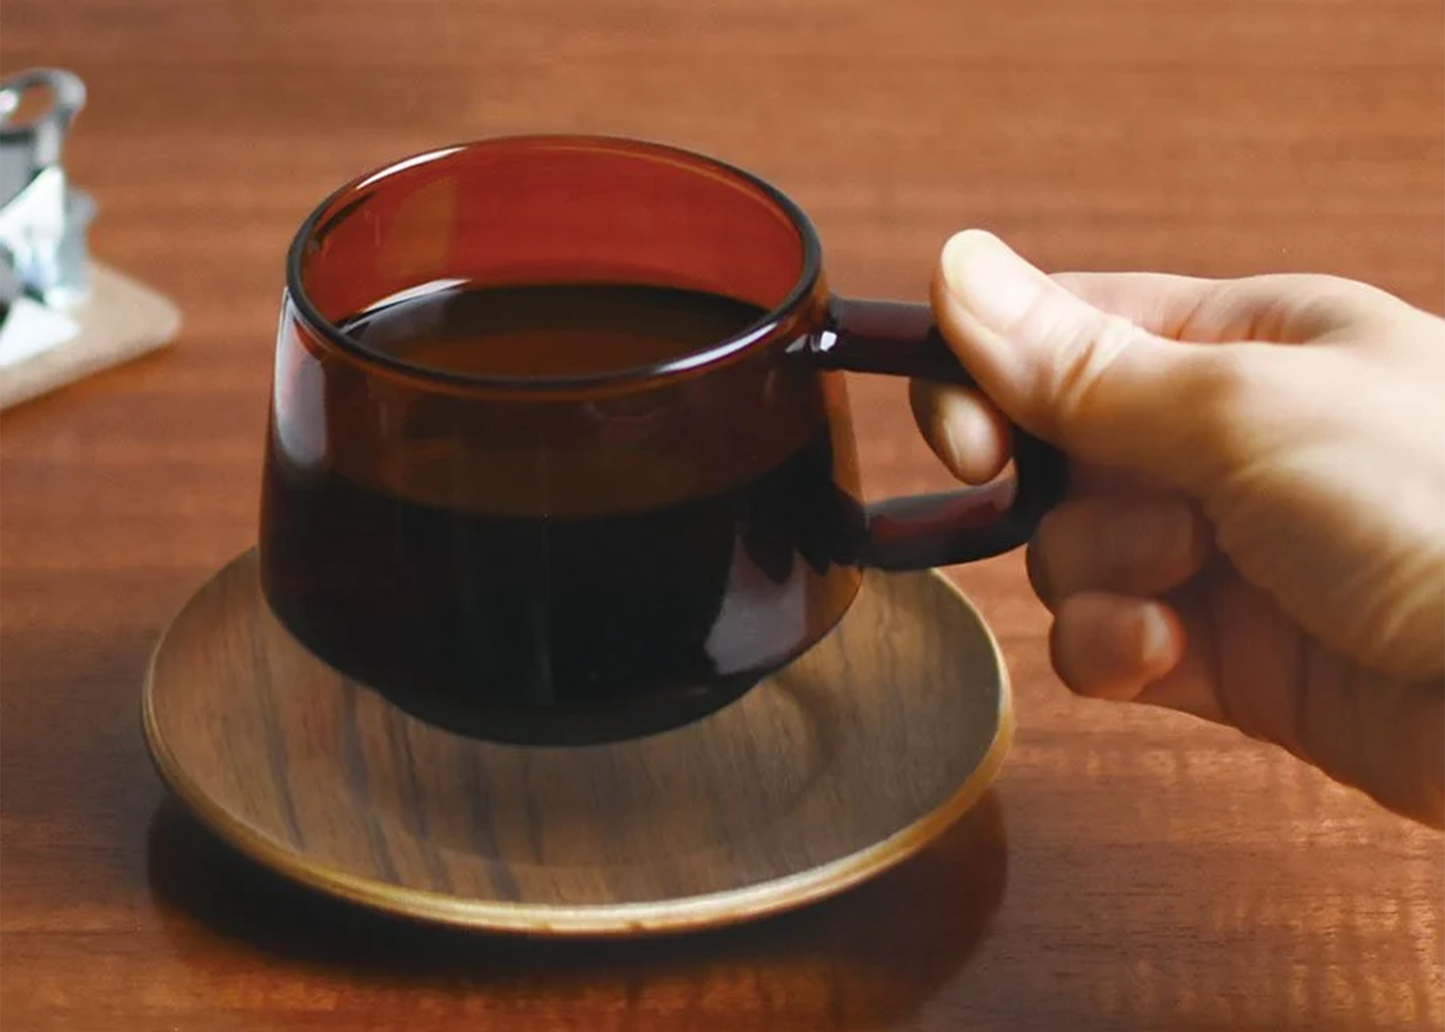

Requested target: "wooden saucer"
[{"left": 142, "top": 549, "right": 1011, "bottom": 937}]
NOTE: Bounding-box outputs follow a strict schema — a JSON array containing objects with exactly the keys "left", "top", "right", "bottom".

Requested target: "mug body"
[{"left": 258, "top": 136, "right": 866, "bottom": 744}]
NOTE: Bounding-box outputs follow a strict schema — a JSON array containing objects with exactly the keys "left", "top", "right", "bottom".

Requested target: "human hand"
[{"left": 914, "top": 230, "right": 1445, "bottom": 827}]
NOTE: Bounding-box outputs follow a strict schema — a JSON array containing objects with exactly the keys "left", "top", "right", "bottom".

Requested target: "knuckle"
[
  {"left": 1230, "top": 273, "right": 1389, "bottom": 341},
  {"left": 1037, "top": 312, "right": 1143, "bottom": 437},
  {"left": 1171, "top": 345, "right": 1270, "bottom": 484}
]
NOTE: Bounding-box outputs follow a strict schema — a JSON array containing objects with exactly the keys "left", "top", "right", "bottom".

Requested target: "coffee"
[
  {"left": 343, "top": 281, "right": 770, "bottom": 378},
  {"left": 259, "top": 281, "right": 865, "bottom": 743}
]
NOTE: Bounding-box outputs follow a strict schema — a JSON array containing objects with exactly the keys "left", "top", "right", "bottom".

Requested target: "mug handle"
[{"left": 801, "top": 296, "right": 1069, "bottom": 571}]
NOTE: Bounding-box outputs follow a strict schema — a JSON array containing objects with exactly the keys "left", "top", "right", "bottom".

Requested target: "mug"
[{"left": 258, "top": 135, "right": 1066, "bottom": 745}]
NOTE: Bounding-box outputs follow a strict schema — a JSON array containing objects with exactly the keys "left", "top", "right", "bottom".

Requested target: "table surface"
[{"left": 3, "top": 1, "right": 1442, "bottom": 1029}]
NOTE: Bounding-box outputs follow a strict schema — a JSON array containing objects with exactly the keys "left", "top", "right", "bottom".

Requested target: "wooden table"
[{"left": 3, "top": 1, "right": 1442, "bottom": 1028}]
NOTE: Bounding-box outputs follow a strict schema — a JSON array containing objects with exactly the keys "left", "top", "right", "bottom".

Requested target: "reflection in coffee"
[{"left": 259, "top": 282, "right": 864, "bottom": 742}]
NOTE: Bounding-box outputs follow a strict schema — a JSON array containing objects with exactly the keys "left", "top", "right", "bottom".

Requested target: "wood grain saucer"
[{"left": 142, "top": 549, "right": 1012, "bottom": 937}]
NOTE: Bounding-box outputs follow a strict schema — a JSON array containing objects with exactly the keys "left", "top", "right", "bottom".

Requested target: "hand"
[{"left": 914, "top": 230, "right": 1445, "bottom": 827}]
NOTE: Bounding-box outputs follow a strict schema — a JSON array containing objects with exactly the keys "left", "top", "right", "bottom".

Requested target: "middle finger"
[{"left": 1027, "top": 492, "right": 1213, "bottom": 608}]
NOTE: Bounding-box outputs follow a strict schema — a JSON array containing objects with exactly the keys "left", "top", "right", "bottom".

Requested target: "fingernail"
[
  {"left": 1137, "top": 602, "right": 1177, "bottom": 672},
  {"left": 940, "top": 230, "right": 1045, "bottom": 329}
]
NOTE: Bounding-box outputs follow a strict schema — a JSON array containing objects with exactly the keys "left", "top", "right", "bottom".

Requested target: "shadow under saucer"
[{"left": 147, "top": 788, "right": 1009, "bottom": 1029}]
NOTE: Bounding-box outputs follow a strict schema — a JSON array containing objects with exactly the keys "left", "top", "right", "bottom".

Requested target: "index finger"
[
  {"left": 1051, "top": 272, "right": 1219, "bottom": 340},
  {"left": 1053, "top": 271, "right": 1385, "bottom": 344}
]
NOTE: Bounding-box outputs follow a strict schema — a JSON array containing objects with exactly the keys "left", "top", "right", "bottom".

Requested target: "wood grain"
[
  {"left": 2, "top": 0, "right": 1442, "bottom": 1028},
  {"left": 142, "top": 551, "right": 1009, "bottom": 934}
]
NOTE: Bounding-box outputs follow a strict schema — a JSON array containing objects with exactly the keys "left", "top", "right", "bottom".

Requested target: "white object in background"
[
  {"left": 0, "top": 294, "right": 78, "bottom": 367},
  {"left": 0, "top": 261, "right": 180, "bottom": 410}
]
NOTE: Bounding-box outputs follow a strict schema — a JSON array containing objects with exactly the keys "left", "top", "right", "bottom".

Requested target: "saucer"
[{"left": 142, "top": 549, "right": 1011, "bottom": 937}]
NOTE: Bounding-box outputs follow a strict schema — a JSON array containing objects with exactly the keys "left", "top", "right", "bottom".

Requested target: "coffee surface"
[{"left": 344, "top": 281, "right": 763, "bottom": 378}]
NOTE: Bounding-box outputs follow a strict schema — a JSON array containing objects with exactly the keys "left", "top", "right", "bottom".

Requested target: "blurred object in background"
[
  {"left": 0, "top": 67, "right": 92, "bottom": 312},
  {"left": 0, "top": 67, "right": 178, "bottom": 411}
]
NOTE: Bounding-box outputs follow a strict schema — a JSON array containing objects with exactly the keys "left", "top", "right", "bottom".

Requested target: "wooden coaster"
[
  {"left": 0, "top": 261, "right": 180, "bottom": 410},
  {"left": 142, "top": 550, "right": 1011, "bottom": 937}
]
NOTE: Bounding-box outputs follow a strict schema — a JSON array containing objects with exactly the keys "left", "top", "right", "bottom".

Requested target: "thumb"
[{"left": 932, "top": 230, "right": 1229, "bottom": 487}]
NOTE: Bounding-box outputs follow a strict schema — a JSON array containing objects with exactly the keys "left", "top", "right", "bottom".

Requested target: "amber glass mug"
[{"left": 258, "top": 136, "right": 1066, "bottom": 745}]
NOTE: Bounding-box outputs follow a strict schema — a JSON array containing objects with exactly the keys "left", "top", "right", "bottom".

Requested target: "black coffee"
[
  {"left": 259, "top": 282, "right": 863, "bottom": 743},
  {"left": 342, "top": 281, "right": 762, "bottom": 378}
]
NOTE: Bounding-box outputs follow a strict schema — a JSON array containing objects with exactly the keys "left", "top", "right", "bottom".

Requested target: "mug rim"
[{"left": 284, "top": 134, "right": 826, "bottom": 393}]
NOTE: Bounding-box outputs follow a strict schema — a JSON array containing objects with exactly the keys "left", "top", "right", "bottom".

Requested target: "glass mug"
[{"left": 259, "top": 136, "right": 1066, "bottom": 745}]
